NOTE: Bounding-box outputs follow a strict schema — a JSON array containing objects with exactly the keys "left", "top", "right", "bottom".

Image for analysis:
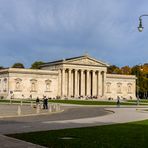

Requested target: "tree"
[
  {"left": 107, "top": 65, "right": 118, "bottom": 74},
  {"left": 0, "top": 66, "right": 4, "bottom": 69},
  {"left": 107, "top": 65, "right": 122, "bottom": 74},
  {"left": 30, "top": 61, "right": 44, "bottom": 69},
  {"left": 131, "top": 65, "right": 147, "bottom": 99},
  {"left": 121, "top": 66, "right": 131, "bottom": 75},
  {"left": 12, "top": 63, "right": 25, "bottom": 68}
]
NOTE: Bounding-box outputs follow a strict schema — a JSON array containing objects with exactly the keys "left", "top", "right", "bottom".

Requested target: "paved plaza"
[{"left": 0, "top": 103, "right": 148, "bottom": 147}]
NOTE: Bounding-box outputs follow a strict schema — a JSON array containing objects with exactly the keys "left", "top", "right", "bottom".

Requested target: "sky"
[{"left": 0, "top": 0, "right": 148, "bottom": 68}]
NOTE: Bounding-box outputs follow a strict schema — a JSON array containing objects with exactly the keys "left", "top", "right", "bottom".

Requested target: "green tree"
[
  {"left": 30, "top": 61, "right": 44, "bottom": 69},
  {"left": 131, "top": 65, "right": 147, "bottom": 99},
  {"left": 107, "top": 65, "right": 122, "bottom": 74},
  {"left": 12, "top": 63, "right": 25, "bottom": 68},
  {"left": 121, "top": 66, "right": 131, "bottom": 75},
  {"left": 0, "top": 66, "right": 4, "bottom": 69},
  {"left": 107, "top": 65, "right": 118, "bottom": 74}
]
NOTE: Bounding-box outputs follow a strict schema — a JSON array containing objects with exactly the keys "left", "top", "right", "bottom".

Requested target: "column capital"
[
  {"left": 61, "top": 68, "right": 66, "bottom": 71},
  {"left": 86, "top": 70, "right": 90, "bottom": 72},
  {"left": 96, "top": 70, "right": 100, "bottom": 74},
  {"left": 80, "top": 69, "right": 84, "bottom": 72},
  {"left": 67, "top": 68, "right": 72, "bottom": 71},
  {"left": 74, "top": 69, "right": 78, "bottom": 72},
  {"left": 101, "top": 71, "right": 107, "bottom": 74}
]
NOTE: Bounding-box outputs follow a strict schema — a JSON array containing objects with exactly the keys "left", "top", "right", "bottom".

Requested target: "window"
[
  {"left": 106, "top": 82, "right": 111, "bottom": 93},
  {"left": 15, "top": 78, "right": 22, "bottom": 91},
  {"left": 16, "top": 82, "right": 20, "bottom": 89},
  {"left": 30, "top": 79, "right": 37, "bottom": 92},
  {"left": 117, "top": 83, "right": 122, "bottom": 94},
  {"left": 45, "top": 79, "right": 52, "bottom": 91},
  {"left": 3, "top": 78, "right": 7, "bottom": 92},
  {"left": 127, "top": 83, "right": 132, "bottom": 94}
]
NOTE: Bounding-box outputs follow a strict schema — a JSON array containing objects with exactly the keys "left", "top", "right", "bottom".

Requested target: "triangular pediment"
[
  {"left": 64, "top": 55, "right": 109, "bottom": 67},
  {"left": 41, "top": 54, "right": 110, "bottom": 68}
]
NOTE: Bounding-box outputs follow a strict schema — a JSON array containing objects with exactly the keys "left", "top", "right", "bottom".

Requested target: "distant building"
[{"left": 0, "top": 55, "right": 136, "bottom": 100}]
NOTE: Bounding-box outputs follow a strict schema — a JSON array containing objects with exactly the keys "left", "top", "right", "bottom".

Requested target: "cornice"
[
  {"left": 0, "top": 68, "right": 58, "bottom": 75},
  {"left": 106, "top": 74, "right": 136, "bottom": 79}
]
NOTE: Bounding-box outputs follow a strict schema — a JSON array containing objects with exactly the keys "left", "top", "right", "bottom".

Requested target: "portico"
[
  {"left": 59, "top": 69, "right": 106, "bottom": 98},
  {"left": 41, "top": 54, "right": 109, "bottom": 99}
]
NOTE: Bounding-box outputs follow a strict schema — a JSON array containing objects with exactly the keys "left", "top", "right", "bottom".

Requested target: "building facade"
[{"left": 0, "top": 55, "right": 136, "bottom": 100}]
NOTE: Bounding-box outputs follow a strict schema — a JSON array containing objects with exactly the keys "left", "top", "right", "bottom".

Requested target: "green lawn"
[
  {"left": 8, "top": 120, "right": 148, "bottom": 148},
  {"left": 127, "top": 99, "right": 148, "bottom": 103},
  {"left": 47, "top": 99, "right": 144, "bottom": 105},
  {"left": 0, "top": 99, "right": 35, "bottom": 104},
  {"left": 0, "top": 99, "right": 148, "bottom": 106}
]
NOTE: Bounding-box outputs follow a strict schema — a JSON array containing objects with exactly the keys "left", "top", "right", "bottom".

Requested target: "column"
[
  {"left": 92, "top": 70, "right": 96, "bottom": 96},
  {"left": 74, "top": 69, "right": 78, "bottom": 97},
  {"left": 97, "top": 71, "right": 102, "bottom": 97},
  {"left": 61, "top": 69, "right": 65, "bottom": 97},
  {"left": 77, "top": 70, "right": 80, "bottom": 96},
  {"left": 65, "top": 69, "right": 68, "bottom": 96},
  {"left": 58, "top": 69, "right": 61, "bottom": 96},
  {"left": 80, "top": 69, "right": 84, "bottom": 96},
  {"left": 71, "top": 70, "right": 74, "bottom": 96},
  {"left": 102, "top": 71, "right": 106, "bottom": 97},
  {"left": 86, "top": 70, "right": 90, "bottom": 96},
  {"left": 68, "top": 69, "right": 71, "bottom": 97},
  {"left": 99, "top": 71, "right": 103, "bottom": 96}
]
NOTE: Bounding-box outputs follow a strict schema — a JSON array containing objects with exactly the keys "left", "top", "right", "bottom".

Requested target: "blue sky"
[{"left": 0, "top": 0, "right": 148, "bottom": 68}]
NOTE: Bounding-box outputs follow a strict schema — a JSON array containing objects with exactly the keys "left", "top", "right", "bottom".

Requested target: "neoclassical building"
[{"left": 0, "top": 55, "right": 136, "bottom": 100}]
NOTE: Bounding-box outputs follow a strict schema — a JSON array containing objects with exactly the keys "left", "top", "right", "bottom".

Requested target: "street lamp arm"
[
  {"left": 139, "top": 14, "right": 148, "bottom": 20},
  {"left": 138, "top": 14, "right": 148, "bottom": 32}
]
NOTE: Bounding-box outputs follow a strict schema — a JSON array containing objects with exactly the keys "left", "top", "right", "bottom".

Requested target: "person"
[
  {"left": 117, "top": 96, "right": 120, "bottom": 107},
  {"left": 44, "top": 97, "right": 48, "bottom": 109},
  {"left": 42, "top": 96, "right": 46, "bottom": 109},
  {"left": 30, "top": 94, "right": 32, "bottom": 99},
  {"left": 42, "top": 96, "right": 48, "bottom": 109},
  {"left": 36, "top": 97, "right": 40, "bottom": 105}
]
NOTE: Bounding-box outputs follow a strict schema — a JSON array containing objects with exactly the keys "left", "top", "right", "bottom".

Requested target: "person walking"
[
  {"left": 117, "top": 96, "right": 120, "bottom": 107},
  {"left": 42, "top": 96, "right": 46, "bottom": 109},
  {"left": 36, "top": 97, "right": 40, "bottom": 107},
  {"left": 44, "top": 97, "right": 48, "bottom": 109}
]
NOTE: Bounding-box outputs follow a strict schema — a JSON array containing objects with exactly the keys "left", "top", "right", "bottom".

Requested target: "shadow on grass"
[{"left": 8, "top": 120, "right": 148, "bottom": 148}]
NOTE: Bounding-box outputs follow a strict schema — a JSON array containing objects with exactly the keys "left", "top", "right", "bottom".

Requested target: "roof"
[{"left": 41, "top": 54, "right": 110, "bottom": 67}]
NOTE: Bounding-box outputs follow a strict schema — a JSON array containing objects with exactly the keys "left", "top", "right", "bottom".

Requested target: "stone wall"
[
  {"left": 0, "top": 68, "right": 59, "bottom": 99},
  {"left": 0, "top": 68, "right": 136, "bottom": 100},
  {"left": 106, "top": 74, "right": 136, "bottom": 100},
  {"left": 0, "top": 73, "right": 9, "bottom": 98}
]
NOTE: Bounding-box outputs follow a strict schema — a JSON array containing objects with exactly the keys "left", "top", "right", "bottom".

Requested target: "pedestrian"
[
  {"left": 44, "top": 97, "right": 48, "bottom": 109},
  {"left": 42, "top": 96, "right": 46, "bottom": 109},
  {"left": 36, "top": 97, "right": 40, "bottom": 106},
  {"left": 117, "top": 96, "right": 120, "bottom": 107}
]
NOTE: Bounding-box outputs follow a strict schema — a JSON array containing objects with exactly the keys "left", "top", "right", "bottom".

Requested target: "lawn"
[
  {"left": 127, "top": 99, "right": 148, "bottom": 103},
  {"left": 8, "top": 119, "right": 148, "bottom": 148},
  {"left": 47, "top": 99, "right": 144, "bottom": 106},
  {"left": 0, "top": 99, "right": 148, "bottom": 106},
  {"left": 0, "top": 99, "right": 35, "bottom": 104}
]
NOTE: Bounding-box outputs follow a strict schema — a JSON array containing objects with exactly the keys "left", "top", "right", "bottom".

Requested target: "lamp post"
[{"left": 138, "top": 14, "right": 148, "bottom": 32}]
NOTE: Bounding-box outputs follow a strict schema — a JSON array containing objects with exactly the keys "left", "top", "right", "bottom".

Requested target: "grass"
[
  {"left": 0, "top": 99, "right": 35, "bottom": 104},
  {"left": 0, "top": 99, "right": 148, "bottom": 105},
  {"left": 8, "top": 119, "right": 148, "bottom": 148},
  {"left": 47, "top": 99, "right": 145, "bottom": 105},
  {"left": 127, "top": 99, "right": 148, "bottom": 103}
]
